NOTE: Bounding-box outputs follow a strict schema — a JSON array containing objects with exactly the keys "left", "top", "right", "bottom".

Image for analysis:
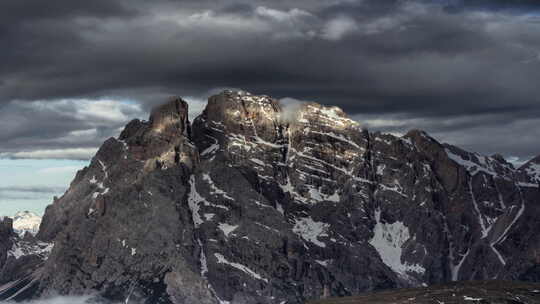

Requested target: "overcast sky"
[{"left": 1, "top": 0, "right": 540, "bottom": 214}]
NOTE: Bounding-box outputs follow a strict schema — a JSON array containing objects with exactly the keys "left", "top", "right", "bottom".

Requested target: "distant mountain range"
[
  {"left": 11, "top": 211, "right": 42, "bottom": 236},
  {"left": 1, "top": 90, "right": 539, "bottom": 303}
]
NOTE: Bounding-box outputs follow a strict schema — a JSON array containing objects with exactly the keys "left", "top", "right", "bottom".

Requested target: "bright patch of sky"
[{"left": 0, "top": 158, "right": 87, "bottom": 216}]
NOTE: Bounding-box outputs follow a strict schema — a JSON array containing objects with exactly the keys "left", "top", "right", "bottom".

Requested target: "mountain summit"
[{"left": 1, "top": 90, "right": 540, "bottom": 304}]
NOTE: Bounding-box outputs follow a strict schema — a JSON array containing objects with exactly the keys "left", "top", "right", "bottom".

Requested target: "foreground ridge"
[
  {"left": 1, "top": 90, "right": 540, "bottom": 304},
  {"left": 308, "top": 280, "right": 540, "bottom": 304}
]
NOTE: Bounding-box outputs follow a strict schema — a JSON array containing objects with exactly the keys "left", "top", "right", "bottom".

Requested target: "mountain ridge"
[{"left": 1, "top": 90, "right": 540, "bottom": 303}]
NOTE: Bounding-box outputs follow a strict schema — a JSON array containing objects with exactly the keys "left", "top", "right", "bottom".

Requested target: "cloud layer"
[
  {"left": 1, "top": 0, "right": 539, "bottom": 161},
  {"left": 0, "top": 159, "right": 88, "bottom": 215}
]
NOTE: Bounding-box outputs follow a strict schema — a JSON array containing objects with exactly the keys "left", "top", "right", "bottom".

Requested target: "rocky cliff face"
[
  {"left": 2, "top": 90, "right": 540, "bottom": 304},
  {"left": 519, "top": 155, "right": 540, "bottom": 185},
  {"left": 0, "top": 217, "right": 15, "bottom": 270}
]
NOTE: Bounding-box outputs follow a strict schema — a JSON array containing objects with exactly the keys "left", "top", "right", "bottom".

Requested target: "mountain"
[
  {"left": 1, "top": 90, "right": 540, "bottom": 303},
  {"left": 12, "top": 211, "right": 42, "bottom": 236},
  {"left": 519, "top": 155, "right": 540, "bottom": 184}
]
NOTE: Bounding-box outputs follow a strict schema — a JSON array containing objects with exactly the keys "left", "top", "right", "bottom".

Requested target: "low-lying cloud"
[
  {"left": 6, "top": 296, "right": 92, "bottom": 304},
  {"left": 0, "top": 186, "right": 66, "bottom": 194},
  {"left": 279, "top": 97, "right": 306, "bottom": 123},
  {"left": 7, "top": 295, "right": 137, "bottom": 304}
]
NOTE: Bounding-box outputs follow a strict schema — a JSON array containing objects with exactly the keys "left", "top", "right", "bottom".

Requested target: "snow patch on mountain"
[
  {"left": 292, "top": 217, "right": 329, "bottom": 247},
  {"left": 218, "top": 223, "right": 238, "bottom": 238},
  {"left": 201, "top": 142, "right": 220, "bottom": 156},
  {"left": 202, "top": 173, "right": 234, "bottom": 200},
  {"left": 306, "top": 185, "right": 340, "bottom": 203},
  {"left": 188, "top": 175, "right": 206, "bottom": 227},
  {"left": 369, "top": 209, "right": 425, "bottom": 277},
  {"left": 524, "top": 162, "right": 540, "bottom": 182},
  {"left": 214, "top": 253, "right": 268, "bottom": 283},
  {"left": 445, "top": 149, "right": 497, "bottom": 177},
  {"left": 8, "top": 240, "right": 53, "bottom": 260}
]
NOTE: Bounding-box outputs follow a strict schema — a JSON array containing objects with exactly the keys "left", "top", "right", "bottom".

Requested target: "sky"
[
  {"left": 0, "top": 159, "right": 87, "bottom": 215},
  {"left": 1, "top": 0, "right": 540, "bottom": 215}
]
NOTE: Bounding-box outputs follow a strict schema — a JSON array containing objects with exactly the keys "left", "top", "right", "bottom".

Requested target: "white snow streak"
[
  {"left": 468, "top": 180, "right": 489, "bottom": 238},
  {"left": 218, "top": 223, "right": 238, "bottom": 237},
  {"left": 202, "top": 173, "right": 234, "bottom": 200},
  {"left": 214, "top": 253, "right": 268, "bottom": 283},
  {"left": 188, "top": 176, "right": 206, "bottom": 227}
]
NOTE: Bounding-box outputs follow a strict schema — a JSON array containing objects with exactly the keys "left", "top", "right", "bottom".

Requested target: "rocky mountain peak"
[
  {"left": 405, "top": 129, "right": 431, "bottom": 140},
  {"left": 404, "top": 129, "right": 441, "bottom": 149},
  {"left": 198, "top": 90, "right": 359, "bottom": 133},
  {"left": 491, "top": 153, "right": 508, "bottom": 164},
  {"left": 521, "top": 154, "right": 540, "bottom": 168},
  {"left": 199, "top": 90, "right": 281, "bottom": 135},
  {"left": 292, "top": 102, "right": 359, "bottom": 131},
  {"left": 519, "top": 154, "right": 540, "bottom": 183},
  {"left": 149, "top": 97, "right": 190, "bottom": 137},
  {"left": 206, "top": 90, "right": 279, "bottom": 115},
  {"left": 2, "top": 90, "right": 540, "bottom": 304},
  {"left": 116, "top": 96, "right": 196, "bottom": 171}
]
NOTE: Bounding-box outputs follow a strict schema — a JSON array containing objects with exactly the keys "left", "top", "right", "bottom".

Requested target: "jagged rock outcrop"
[
  {"left": 0, "top": 217, "right": 52, "bottom": 301},
  {"left": 2, "top": 90, "right": 540, "bottom": 303},
  {"left": 0, "top": 217, "right": 15, "bottom": 270},
  {"left": 32, "top": 97, "right": 205, "bottom": 303}
]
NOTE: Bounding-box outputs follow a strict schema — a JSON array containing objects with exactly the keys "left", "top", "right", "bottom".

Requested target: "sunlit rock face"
[{"left": 3, "top": 90, "right": 540, "bottom": 304}]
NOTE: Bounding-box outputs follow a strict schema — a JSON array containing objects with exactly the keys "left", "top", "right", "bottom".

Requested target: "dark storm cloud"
[
  {"left": 0, "top": 0, "right": 135, "bottom": 27},
  {"left": 0, "top": 0, "right": 539, "bottom": 161},
  {"left": 0, "top": 99, "right": 144, "bottom": 159}
]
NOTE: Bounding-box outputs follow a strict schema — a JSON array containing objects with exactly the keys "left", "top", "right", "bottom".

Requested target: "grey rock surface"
[
  {"left": 3, "top": 90, "right": 540, "bottom": 303},
  {"left": 0, "top": 217, "right": 52, "bottom": 301},
  {"left": 308, "top": 280, "right": 540, "bottom": 304}
]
